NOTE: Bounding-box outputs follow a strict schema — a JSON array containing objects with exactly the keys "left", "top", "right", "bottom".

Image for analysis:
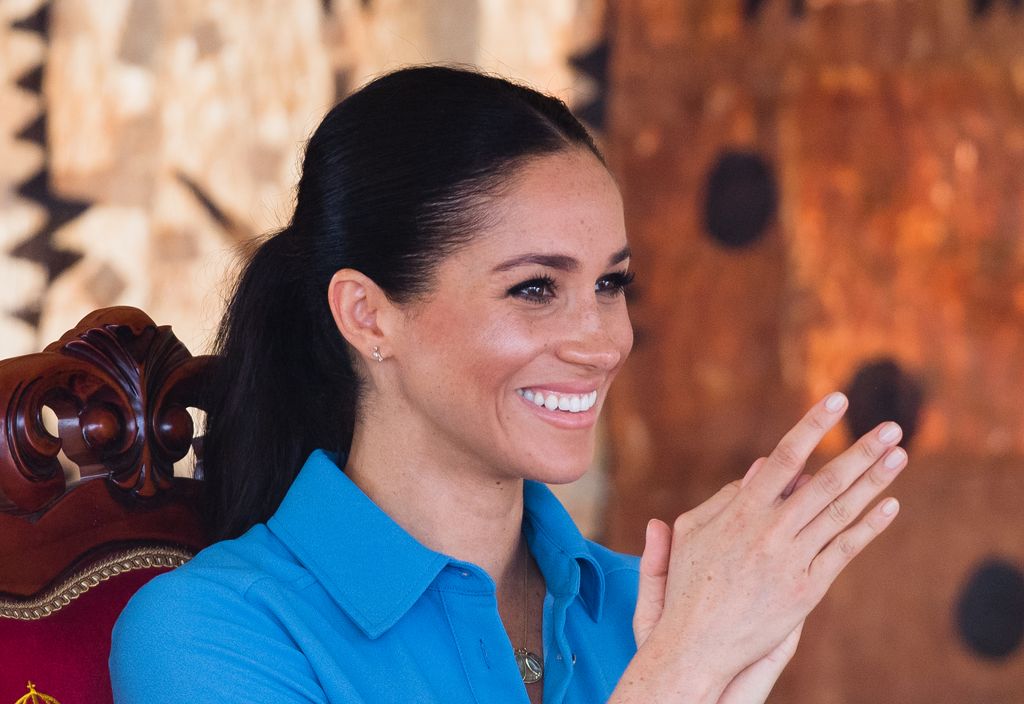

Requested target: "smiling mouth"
[{"left": 516, "top": 388, "right": 598, "bottom": 413}]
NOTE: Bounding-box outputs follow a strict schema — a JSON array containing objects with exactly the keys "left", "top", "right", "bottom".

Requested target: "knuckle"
[
  {"left": 864, "top": 513, "right": 885, "bottom": 534},
  {"left": 826, "top": 498, "right": 851, "bottom": 525},
  {"left": 672, "top": 513, "right": 690, "bottom": 534},
  {"left": 815, "top": 469, "right": 844, "bottom": 498},
  {"left": 857, "top": 439, "right": 879, "bottom": 463},
  {"left": 793, "top": 579, "right": 815, "bottom": 607},
  {"left": 805, "top": 413, "right": 828, "bottom": 433},
  {"left": 867, "top": 466, "right": 890, "bottom": 489},
  {"left": 772, "top": 441, "right": 803, "bottom": 470},
  {"left": 836, "top": 534, "right": 859, "bottom": 558}
]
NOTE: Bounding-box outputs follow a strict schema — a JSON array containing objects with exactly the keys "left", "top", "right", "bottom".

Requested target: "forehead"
[{"left": 464, "top": 149, "right": 627, "bottom": 262}]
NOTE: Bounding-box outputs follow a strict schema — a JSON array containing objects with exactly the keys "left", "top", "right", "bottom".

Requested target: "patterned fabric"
[{"left": 0, "top": 0, "right": 606, "bottom": 360}]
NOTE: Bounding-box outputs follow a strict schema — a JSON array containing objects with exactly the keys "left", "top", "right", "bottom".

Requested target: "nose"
[{"left": 554, "top": 306, "right": 631, "bottom": 371}]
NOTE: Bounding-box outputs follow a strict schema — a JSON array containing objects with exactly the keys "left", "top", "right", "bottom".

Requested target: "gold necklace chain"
[{"left": 514, "top": 540, "right": 543, "bottom": 684}]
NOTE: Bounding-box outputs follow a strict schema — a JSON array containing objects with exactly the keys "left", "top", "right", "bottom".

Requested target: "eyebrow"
[{"left": 491, "top": 245, "right": 631, "bottom": 273}]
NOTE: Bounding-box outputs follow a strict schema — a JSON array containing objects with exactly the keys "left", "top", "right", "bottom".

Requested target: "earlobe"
[{"left": 327, "top": 269, "right": 391, "bottom": 361}]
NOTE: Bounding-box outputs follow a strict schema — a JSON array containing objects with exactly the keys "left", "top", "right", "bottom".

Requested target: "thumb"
[{"left": 634, "top": 518, "right": 671, "bottom": 648}]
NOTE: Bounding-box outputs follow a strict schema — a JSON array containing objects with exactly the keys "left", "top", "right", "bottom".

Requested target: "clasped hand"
[{"left": 624, "top": 392, "right": 907, "bottom": 704}]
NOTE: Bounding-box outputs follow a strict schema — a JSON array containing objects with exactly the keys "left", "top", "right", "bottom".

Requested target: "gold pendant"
[{"left": 515, "top": 647, "right": 543, "bottom": 684}]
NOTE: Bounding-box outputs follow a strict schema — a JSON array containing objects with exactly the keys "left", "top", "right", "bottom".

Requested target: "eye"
[
  {"left": 595, "top": 270, "right": 635, "bottom": 297},
  {"left": 508, "top": 276, "right": 557, "bottom": 303}
]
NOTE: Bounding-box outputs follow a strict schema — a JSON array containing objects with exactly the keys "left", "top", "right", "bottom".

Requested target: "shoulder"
[
  {"left": 117, "top": 524, "right": 310, "bottom": 620},
  {"left": 110, "top": 527, "right": 323, "bottom": 703}
]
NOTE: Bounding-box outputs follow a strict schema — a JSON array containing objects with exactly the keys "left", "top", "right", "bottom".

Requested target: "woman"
[{"left": 110, "top": 66, "right": 907, "bottom": 704}]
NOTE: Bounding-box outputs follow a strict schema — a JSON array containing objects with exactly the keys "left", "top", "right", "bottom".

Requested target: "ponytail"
[{"left": 202, "top": 229, "right": 358, "bottom": 540}]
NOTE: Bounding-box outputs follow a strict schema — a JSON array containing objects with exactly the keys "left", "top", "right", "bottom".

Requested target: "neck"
[
  {"left": 343, "top": 412, "right": 526, "bottom": 588},
  {"left": 345, "top": 399, "right": 548, "bottom": 695}
]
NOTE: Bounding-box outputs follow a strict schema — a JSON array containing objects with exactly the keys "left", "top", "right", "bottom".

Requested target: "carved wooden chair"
[{"left": 0, "top": 307, "right": 212, "bottom": 704}]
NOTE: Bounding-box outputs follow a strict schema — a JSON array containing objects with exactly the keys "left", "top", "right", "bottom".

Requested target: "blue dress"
[{"left": 110, "top": 450, "right": 640, "bottom": 703}]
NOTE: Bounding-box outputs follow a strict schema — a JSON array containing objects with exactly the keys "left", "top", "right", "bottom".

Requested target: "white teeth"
[{"left": 518, "top": 388, "right": 600, "bottom": 414}]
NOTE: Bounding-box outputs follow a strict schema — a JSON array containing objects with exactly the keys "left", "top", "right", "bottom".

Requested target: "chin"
[{"left": 521, "top": 445, "right": 595, "bottom": 485}]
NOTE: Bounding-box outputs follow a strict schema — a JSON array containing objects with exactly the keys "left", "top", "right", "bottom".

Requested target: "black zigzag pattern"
[
  {"left": 7, "top": 1, "right": 92, "bottom": 329},
  {"left": 12, "top": 1, "right": 49, "bottom": 36},
  {"left": 569, "top": 39, "right": 608, "bottom": 132}
]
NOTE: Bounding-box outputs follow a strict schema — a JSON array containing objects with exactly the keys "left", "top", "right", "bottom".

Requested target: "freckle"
[{"left": 706, "top": 575, "right": 713, "bottom": 582}]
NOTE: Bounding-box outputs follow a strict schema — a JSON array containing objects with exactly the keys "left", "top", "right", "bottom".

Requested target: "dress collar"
[
  {"left": 522, "top": 480, "right": 606, "bottom": 622},
  {"left": 268, "top": 450, "right": 605, "bottom": 639}
]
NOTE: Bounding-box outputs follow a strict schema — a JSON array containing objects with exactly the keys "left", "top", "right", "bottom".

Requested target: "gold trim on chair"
[{"left": 0, "top": 546, "right": 192, "bottom": 621}]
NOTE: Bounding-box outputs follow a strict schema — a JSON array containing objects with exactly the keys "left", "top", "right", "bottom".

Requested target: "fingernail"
[
  {"left": 878, "top": 422, "right": 901, "bottom": 443},
  {"left": 880, "top": 498, "right": 900, "bottom": 516},
  {"left": 884, "top": 447, "right": 906, "bottom": 469},
  {"left": 825, "top": 392, "right": 847, "bottom": 412}
]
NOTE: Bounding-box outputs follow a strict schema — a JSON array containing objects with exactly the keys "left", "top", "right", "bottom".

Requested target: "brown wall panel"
[
  {"left": 605, "top": 0, "right": 801, "bottom": 551},
  {"left": 607, "top": 0, "right": 1024, "bottom": 700},
  {"left": 774, "top": 454, "right": 1024, "bottom": 704}
]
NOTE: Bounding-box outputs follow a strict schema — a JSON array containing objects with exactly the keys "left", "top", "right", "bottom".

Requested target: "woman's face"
[{"left": 386, "top": 148, "right": 633, "bottom": 485}]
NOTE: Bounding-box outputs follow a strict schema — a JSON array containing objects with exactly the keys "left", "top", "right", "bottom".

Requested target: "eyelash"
[{"left": 508, "top": 270, "right": 636, "bottom": 304}]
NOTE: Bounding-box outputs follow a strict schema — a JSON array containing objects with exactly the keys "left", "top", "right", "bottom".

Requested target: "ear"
[{"left": 327, "top": 269, "right": 396, "bottom": 363}]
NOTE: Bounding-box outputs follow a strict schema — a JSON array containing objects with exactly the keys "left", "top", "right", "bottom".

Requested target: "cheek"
[
  {"left": 410, "top": 303, "right": 546, "bottom": 388},
  {"left": 458, "top": 315, "right": 550, "bottom": 383}
]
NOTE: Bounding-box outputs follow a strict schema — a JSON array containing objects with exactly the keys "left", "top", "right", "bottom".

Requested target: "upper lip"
[{"left": 517, "top": 382, "right": 601, "bottom": 395}]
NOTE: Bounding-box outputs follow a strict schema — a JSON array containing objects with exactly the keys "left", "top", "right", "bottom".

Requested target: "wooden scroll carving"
[{"left": 0, "top": 307, "right": 214, "bottom": 596}]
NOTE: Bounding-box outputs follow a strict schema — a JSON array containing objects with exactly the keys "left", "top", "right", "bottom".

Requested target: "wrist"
[{"left": 611, "top": 632, "right": 731, "bottom": 704}]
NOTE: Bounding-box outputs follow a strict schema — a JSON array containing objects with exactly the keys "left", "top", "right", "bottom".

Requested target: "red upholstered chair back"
[{"left": 0, "top": 308, "right": 212, "bottom": 704}]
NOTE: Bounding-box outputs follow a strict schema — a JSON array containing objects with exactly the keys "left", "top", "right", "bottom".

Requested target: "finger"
[
  {"left": 797, "top": 446, "right": 907, "bottom": 550},
  {"left": 809, "top": 496, "right": 900, "bottom": 582},
  {"left": 741, "top": 457, "right": 767, "bottom": 488},
  {"left": 763, "top": 620, "right": 804, "bottom": 666},
  {"left": 746, "top": 392, "right": 848, "bottom": 502},
  {"left": 784, "top": 420, "right": 903, "bottom": 529},
  {"left": 716, "top": 622, "right": 804, "bottom": 704},
  {"left": 781, "top": 471, "right": 811, "bottom": 499},
  {"left": 634, "top": 518, "right": 672, "bottom": 648}
]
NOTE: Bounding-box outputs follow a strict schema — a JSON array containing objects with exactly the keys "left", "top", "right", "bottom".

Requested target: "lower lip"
[{"left": 516, "top": 393, "right": 600, "bottom": 430}]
